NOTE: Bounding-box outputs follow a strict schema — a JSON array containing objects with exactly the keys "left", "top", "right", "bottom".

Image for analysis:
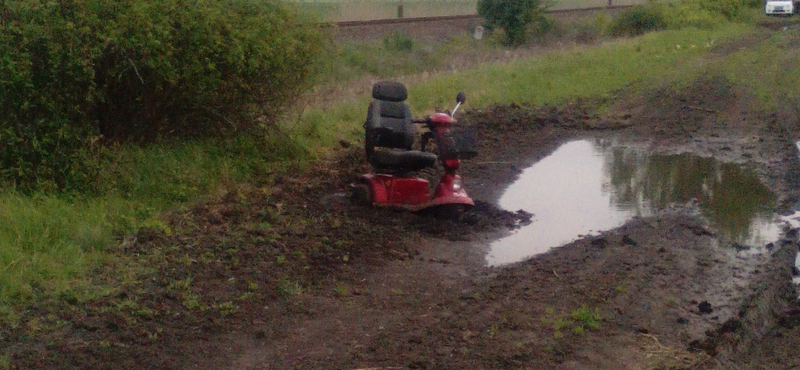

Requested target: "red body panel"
[
  {"left": 362, "top": 174, "right": 429, "bottom": 206},
  {"left": 429, "top": 112, "right": 457, "bottom": 126},
  {"left": 361, "top": 173, "right": 473, "bottom": 212}
]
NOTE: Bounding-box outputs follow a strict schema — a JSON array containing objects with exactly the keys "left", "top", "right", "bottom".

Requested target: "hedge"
[{"left": 0, "top": 0, "right": 322, "bottom": 191}]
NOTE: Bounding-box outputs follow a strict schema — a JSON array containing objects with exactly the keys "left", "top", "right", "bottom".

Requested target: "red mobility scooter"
[{"left": 353, "top": 81, "right": 476, "bottom": 217}]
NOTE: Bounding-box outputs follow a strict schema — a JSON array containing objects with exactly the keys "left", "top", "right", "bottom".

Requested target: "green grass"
[
  {"left": 314, "top": 34, "right": 445, "bottom": 85},
  {"left": 715, "top": 24, "right": 800, "bottom": 109},
  {"left": 543, "top": 304, "right": 603, "bottom": 337},
  {"left": 94, "top": 135, "right": 306, "bottom": 208},
  {"left": 0, "top": 135, "right": 309, "bottom": 319},
  {"left": 0, "top": 18, "right": 791, "bottom": 321},
  {"left": 301, "top": 23, "right": 752, "bottom": 142},
  {"left": 0, "top": 193, "right": 132, "bottom": 319},
  {"left": 571, "top": 304, "right": 602, "bottom": 329}
]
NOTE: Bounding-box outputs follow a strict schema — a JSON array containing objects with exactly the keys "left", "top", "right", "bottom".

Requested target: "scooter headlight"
[{"left": 452, "top": 178, "right": 462, "bottom": 191}]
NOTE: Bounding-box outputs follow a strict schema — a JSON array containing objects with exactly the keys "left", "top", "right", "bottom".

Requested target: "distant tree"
[{"left": 477, "top": 0, "right": 548, "bottom": 45}]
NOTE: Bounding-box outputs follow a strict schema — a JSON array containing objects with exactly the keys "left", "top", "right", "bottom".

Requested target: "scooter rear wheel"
[{"left": 351, "top": 183, "right": 372, "bottom": 206}]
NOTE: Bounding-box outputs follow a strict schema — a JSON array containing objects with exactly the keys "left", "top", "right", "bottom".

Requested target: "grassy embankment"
[
  {"left": 292, "top": 0, "right": 650, "bottom": 23},
  {"left": 4, "top": 13, "right": 800, "bottom": 324}
]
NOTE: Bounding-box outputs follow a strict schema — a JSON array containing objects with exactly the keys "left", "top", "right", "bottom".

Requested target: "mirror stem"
[{"left": 452, "top": 102, "right": 462, "bottom": 116}]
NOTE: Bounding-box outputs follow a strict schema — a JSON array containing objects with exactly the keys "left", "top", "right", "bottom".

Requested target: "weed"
[
  {"left": 237, "top": 292, "right": 256, "bottom": 302},
  {"left": 610, "top": 5, "right": 666, "bottom": 37},
  {"left": 182, "top": 293, "right": 204, "bottom": 311},
  {"left": 384, "top": 31, "right": 414, "bottom": 52},
  {"left": 135, "top": 308, "right": 156, "bottom": 319},
  {"left": 572, "top": 20, "right": 602, "bottom": 44},
  {"left": 217, "top": 301, "right": 240, "bottom": 316},
  {"left": 277, "top": 278, "right": 303, "bottom": 297},
  {"left": 168, "top": 277, "right": 193, "bottom": 292},
  {"left": 142, "top": 218, "right": 173, "bottom": 237},
  {"left": 542, "top": 304, "right": 603, "bottom": 338},
  {"left": 116, "top": 298, "right": 139, "bottom": 311},
  {"left": 177, "top": 254, "right": 196, "bottom": 268},
  {"left": 334, "top": 282, "right": 349, "bottom": 297},
  {"left": 59, "top": 289, "right": 80, "bottom": 305},
  {"left": 147, "top": 331, "right": 159, "bottom": 342},
  {"left": 594, "top": 12, "right": 610, "bottom": 36},
  {"left": 229, "top": 256, "right": 241, "bottom": 266},
  {"left": 571, "top": 305, "right": 602, "bottom": 330},
  {"left": 554, "top": 318, "right": 572, "bottom": 330},
  {"left": 257, "top": 222, "right": 272, "bottom": 235},
  {"left": 200, "top": 251, "right": 216, "bottom": 265}
]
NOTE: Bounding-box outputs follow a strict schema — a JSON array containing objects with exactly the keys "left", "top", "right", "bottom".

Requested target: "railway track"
[{"left": 335, "top": 5, "right": 632, "bottom": 27}]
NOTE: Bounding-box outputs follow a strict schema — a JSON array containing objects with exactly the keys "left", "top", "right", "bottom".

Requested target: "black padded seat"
[
  {"left": 370, "top": 149, "right": 437, "bottom": 172},
  {"left": 365, "top": 80, "right": 437, "bottom": 173}
]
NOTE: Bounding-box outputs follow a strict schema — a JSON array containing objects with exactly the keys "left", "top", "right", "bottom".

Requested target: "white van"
[{"left": 765, "top": 0, "right": 795, "bottom": 16}]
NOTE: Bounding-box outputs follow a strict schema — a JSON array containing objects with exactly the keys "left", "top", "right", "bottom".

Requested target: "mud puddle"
[{"left": 488, "top": 138, "right": 784, "bottom": 266}]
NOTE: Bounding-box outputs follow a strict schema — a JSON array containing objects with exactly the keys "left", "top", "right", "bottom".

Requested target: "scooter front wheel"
[{"left": 434, "top": 204, "right": 467, "bottom": 221}]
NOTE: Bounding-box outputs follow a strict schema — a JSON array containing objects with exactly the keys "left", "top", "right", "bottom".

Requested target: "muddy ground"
[{"left": 6, "top": 17, "right": 800, "bottom": 370}]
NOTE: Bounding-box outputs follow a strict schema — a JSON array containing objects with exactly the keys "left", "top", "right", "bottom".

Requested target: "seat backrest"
[{"left": 365, "top": 81, "right": 415, "bottom": 152}]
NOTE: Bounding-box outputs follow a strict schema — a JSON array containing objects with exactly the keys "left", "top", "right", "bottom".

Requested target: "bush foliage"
[
  {"left": 477, "top": 0, "right": 549, "bottom": 45},
  {"left": 0, "top": 0, "right": 322, "bottom": 192},
  {"left": 610, "top": 0, "right": 757, "bottom": 37},
  {"left": 609, "top": 6, "right": 667, "bottom": 37}
]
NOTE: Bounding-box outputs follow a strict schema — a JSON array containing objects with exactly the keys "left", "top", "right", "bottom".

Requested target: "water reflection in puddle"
[
  {"left": 488, "top": 139, "right": 782, "bottom": 266},
  {"left": 794, "top": 252, "right": 800, "bottom": 287},
  {"left": 781, "top": 202, "right": 800, "bottom": 289}
]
